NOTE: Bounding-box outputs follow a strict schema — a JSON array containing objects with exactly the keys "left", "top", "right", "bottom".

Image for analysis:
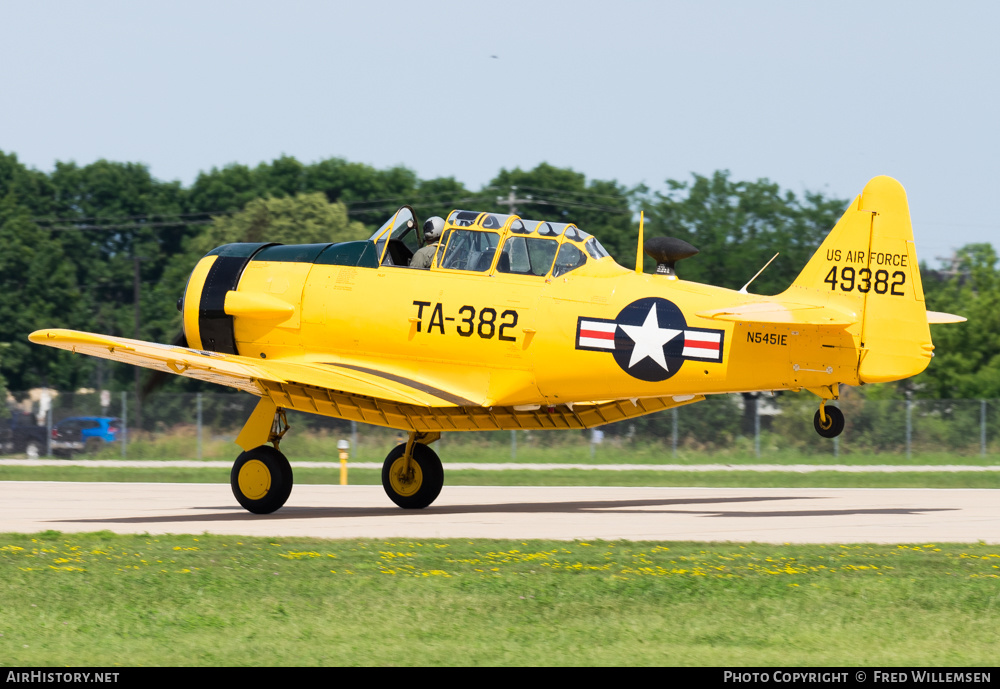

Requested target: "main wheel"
[
  {"left": 231, "top": 445, "right": 293, "bottom": 514},
  {"left": 382, "top": 442, "right": 443, "bottom": 509},
  {"left": 813, "top": 406, "right": 845, "bottom": 438}
]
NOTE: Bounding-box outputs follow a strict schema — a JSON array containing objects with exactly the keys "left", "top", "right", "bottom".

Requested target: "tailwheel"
[
  {"left": 813, "top": 405, "right": 845, "bottom": 438},
  {"left": 382, "top": 440, "right": 443, "bottom": 509},
  {"left": 231, "top": 445, "right": 293, "bottom": 514}
]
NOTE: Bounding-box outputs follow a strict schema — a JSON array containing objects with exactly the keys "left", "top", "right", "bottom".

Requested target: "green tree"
[
  {"left": 640, "top": 171, "right": 848, "bottom": 294},
  {"left": 477, "top": 164, "right": 635, "bottom": 262},
  {"left": 0, "top": 151, "right": 56, "bottom": 216},
  {"left": 412, "top": 176, "right": 470, "bottom": 226},
  {"left": 912, "top": 244, "right": 1000, "bottom": 399},
  {"left": 0, "top": 195, "right": 83, "bottom": 390},
  {"left": 40, "top": 160, "right": 194, "bottom": 390},
  {"left": 190, "top": 192, "right": 367, "bottom": 252},
  {"left": 304, "top": 157, "right": 419, "bottom": 228},
  {"left": 187, "top": 162, "right": 261, "bottom": 214},
  {"left": 188, "top": 156, "right": 465, "bottom": 235}
]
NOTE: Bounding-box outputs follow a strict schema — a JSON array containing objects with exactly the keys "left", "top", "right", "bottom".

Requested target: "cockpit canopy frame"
[
  {"left": 366, "top": 206, "right": 612, "bottom": 277},
  {"left": 430, "top": 209, "right": 610, "bottom": 278}
]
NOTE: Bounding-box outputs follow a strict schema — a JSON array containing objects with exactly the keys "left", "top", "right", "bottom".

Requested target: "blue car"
[{"left": 51, "top": 416, "right": 122, "bottom": 456}]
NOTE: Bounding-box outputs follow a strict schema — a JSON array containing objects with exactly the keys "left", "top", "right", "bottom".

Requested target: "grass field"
[
  {"left": 66, "top": 428, "right": 1000, "bottom": 466},
  {"left": 1, "top": 531, "right": 997, "bottom": 666}
]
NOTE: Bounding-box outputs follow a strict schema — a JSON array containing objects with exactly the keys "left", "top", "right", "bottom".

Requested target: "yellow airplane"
[{"left": 30, "top": 176, "right": 964, "bottom": 514}]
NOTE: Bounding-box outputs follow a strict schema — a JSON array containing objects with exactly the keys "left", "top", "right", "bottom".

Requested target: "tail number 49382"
[{"left": 823, "top": 266, "right": 905, "bottom": 296}]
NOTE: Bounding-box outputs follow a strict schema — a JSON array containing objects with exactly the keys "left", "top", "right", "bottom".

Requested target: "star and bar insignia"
[{"left": 575, "top": 297, "right": 724, "bottom": 382}]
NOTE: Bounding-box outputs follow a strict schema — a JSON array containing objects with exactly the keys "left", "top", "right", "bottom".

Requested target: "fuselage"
[{"left": 181, "top": 234, "right": 860, "bottom": 408}]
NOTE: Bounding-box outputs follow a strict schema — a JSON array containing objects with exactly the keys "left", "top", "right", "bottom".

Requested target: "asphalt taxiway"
[{"left": 2, "top": 482, "right": 996, "bottom": 543}]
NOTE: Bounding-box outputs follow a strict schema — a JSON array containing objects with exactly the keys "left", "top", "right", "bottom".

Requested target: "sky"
[{"left": 1, "top": 1, "right": 997, "bottom": 265}]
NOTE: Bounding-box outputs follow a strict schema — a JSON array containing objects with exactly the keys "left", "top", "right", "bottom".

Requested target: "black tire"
[
  {"left": 813, "top": 406, "right": 845, "bottom": 438},
  {"left": 231, "top": 445, "right": 293, "bottom": 514},
  {"left": 382, "top": 442, "right": 443, "bottom": 509}
]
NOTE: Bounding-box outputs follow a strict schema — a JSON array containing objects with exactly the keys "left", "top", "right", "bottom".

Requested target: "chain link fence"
[{"left": 5, "top": 389, "right": 999, "bottom": 462}]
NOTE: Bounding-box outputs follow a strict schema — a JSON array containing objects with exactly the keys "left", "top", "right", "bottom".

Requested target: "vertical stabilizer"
[
  {"left": 783, "top": 176, "right": 932, "bottom": 384},
  {"left": 855, "top": 176, "right": 931, "bottom": 382}
]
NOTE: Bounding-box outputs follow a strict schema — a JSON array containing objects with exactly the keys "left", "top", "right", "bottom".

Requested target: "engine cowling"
[
  {"left": 180, "top": 240, "right": 380, "bottom": 355},
  {"left": 180, "top": 243, "right": 274, "bottom": 354}
]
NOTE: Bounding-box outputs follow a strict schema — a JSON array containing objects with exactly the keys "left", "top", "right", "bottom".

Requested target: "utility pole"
[{"left": 495, "top": 185, "right": 533, "bottom": 216}]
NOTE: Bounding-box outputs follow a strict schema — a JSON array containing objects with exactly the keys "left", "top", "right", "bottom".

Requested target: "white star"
[{"left": 618, "top": 305, "right": 681, "bottom": 370}]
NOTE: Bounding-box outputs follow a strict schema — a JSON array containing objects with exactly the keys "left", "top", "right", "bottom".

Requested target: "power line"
[
  {"left": 341, "top": 189, "right": 475, "bottom": 207},
  {"left": 33, "top": 197, "right": 485, "bottom": 233},
  {"left": 30, "top": 186, "right": 634, "bottom": 233},
  {"left": 519, "top": 196, "right": 632, "bottom": 215},
  {"left": 514, "top": 185, "right": 630, "bottom": 201},
  {"left": 33, "top": 189, "right": 480, "bottom": 228},
  {"left": 33, "top": 210, "right": 221, "bottom": 224},
  {"left": 44, "top": 219, "right": 215, "bottom": 232}
]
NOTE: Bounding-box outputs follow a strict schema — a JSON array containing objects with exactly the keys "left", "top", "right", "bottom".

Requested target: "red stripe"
[
  {"left": 685, "top": 338, "right": 719, "bottom": 350},
  {"left": 580, "top": 329, "right": 615, "bottom": 340}
]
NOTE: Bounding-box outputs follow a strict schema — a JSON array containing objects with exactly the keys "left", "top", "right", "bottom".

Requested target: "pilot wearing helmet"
[{"left": 410, "top": 216, "right": 445, "bottom": 269}]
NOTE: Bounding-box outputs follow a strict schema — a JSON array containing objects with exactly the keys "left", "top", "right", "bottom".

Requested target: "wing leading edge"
[{"left": 28, "top": 329, "right": 472, "bottom": 407}]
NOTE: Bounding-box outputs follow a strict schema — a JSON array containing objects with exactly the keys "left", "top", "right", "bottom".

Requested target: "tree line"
[{"left": 0, "top": 150, "right": 993, "bottom": 402}]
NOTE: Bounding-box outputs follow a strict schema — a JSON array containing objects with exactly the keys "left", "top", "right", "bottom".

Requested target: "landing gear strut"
[
  {"left": 230, "top": 406, "right": 293, "bottom": 514},
  {"left": 382, "top": 431, "right": 444, "bottom": 509}
]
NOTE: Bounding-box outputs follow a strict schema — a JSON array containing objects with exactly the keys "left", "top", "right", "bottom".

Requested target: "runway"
[{"left": 2, "top": 481, "right": 997, "bottom": 543}]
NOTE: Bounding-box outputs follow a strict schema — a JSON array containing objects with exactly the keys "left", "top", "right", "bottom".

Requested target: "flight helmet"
[{"left": 423, "top": 216, "right": 445, "bottom": 242}]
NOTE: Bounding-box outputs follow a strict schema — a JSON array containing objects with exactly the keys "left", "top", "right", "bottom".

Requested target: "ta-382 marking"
[{"left": 412, "top": 300, "right": 519, "bottom": 341}]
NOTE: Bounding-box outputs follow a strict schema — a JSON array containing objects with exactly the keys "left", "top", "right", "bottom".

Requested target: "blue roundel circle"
[{"left": 611, "top": 297, "right": 689, "bottom": 382}]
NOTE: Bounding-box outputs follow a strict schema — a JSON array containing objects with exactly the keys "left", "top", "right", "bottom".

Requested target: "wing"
[
  {"left": 29, "top": 328, "right": 705, "bottom": 433},
  {"left": 28, "top": 329, "right": 467, "bottom": 407}
]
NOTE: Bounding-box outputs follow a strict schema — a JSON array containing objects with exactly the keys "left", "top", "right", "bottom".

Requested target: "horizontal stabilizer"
[
  {"left": 927, "top": 311, "right": 966, "bottom": 324},
  {"left": 697, "top": 301, "right": 857, "bottom": 326}
]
